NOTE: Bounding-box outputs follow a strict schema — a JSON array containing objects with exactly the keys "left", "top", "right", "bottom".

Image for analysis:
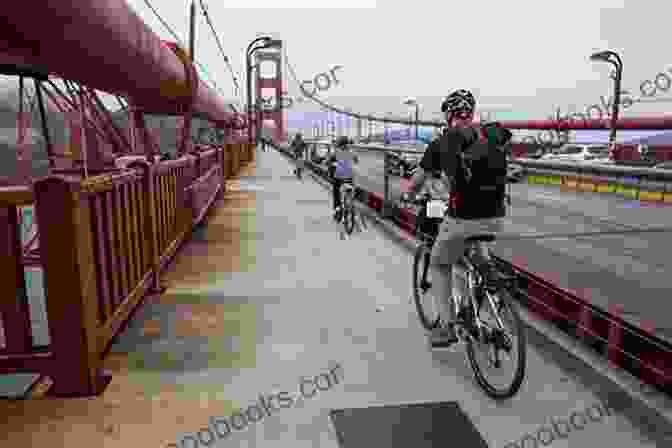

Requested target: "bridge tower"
[{"left": 254, "top": 46, "right": 284, "bottom": 142}]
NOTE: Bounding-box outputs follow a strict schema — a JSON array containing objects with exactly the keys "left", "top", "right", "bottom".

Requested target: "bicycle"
[
  {"left": 337, "top": 182, "right": 368, "bottom": 238},
  {"left": 401, "top": 192, "right": 526, "bottom": 399}
]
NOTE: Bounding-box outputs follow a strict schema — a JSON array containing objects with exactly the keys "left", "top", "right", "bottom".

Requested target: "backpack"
[{"left": 448, "top": 123, "right": 511, "bottom": 219}]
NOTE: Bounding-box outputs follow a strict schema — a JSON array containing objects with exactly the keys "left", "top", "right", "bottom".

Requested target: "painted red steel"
[
  {"left": 0, "top": 0, "right": 237, "bottom": 125},
  {"left": 495, "top": 116, "right": 672, "bottom": 130}
]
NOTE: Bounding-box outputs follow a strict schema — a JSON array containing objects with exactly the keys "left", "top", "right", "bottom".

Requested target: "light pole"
[
  {"left": 384, "top": 112, "right": 392, "bottom": 144},
  {"left": 590, "top": 50, "right": 623, "bottom": 151},
  {"left": 246, "top": 37, "right": 281, "bottom": 145},
  {"left": 402, "top": 97, "right": 419, "bottom": 141}
]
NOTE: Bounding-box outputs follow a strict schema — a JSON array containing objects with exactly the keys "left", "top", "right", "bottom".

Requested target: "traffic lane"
[
  {"left": 358, "top": 150, "right": 672, "bottom": 229},
  {"left": 352, "top": 163, "right": 672, "bottom": 344},
  {"left": 511, "top": 184, "right": 672, "bottom": 231},
  {"left": 355, "top": 156, "right": 671, "bottom": 271}
]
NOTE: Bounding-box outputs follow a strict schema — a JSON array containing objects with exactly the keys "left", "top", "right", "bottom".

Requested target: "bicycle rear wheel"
[
  {"left": 465, "top": 287, "right": 526, "bottom": 400},
  {"left": 412, "top": 242, "right": 440, "bottom": 330}
]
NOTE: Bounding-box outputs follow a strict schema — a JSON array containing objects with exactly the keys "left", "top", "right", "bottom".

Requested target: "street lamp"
[
  {"left": 590, "top": 50, "right": 623, "bottom": 150},
  {"left": 246, "top": 37, "right": 281, "bottom": 144},
  {"left": 402, "top": 97, "right": 419, "bottom": 141}
]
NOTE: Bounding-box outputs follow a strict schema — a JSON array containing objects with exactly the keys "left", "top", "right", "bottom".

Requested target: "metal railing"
[{"left": 0, "top": 143, "right": 255, "bottom": 397}]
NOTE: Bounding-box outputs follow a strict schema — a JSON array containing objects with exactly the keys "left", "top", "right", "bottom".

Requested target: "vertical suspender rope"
[
  {"left": 128, "top": 101, "right": 136, "bottom": 154},
  {"left": 163, "top": 42, "right": 197, "bottom": 157},
  {"left": 79, "top": 88, "right": 88, "bottom": 178},
  {"left": 34, "top": 79, "right": 54, "bottom": 169}
]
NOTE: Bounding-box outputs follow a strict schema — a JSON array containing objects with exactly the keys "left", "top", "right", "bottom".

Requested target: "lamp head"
[
  {"left": 590, "top": 50, "right": 616, "bottom": 63},
  {"left": 265, "top": 39, "right": 282, "bottom": 48}
]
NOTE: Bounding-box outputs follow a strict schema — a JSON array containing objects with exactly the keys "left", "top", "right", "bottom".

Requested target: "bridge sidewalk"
[{"left": 0, "top": 146, "right": 659, "bottom": 448}]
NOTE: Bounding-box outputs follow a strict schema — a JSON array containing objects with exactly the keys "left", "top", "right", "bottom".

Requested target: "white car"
[
  {"left": 654, "top": 161, "right": 672, "bottom": 170},
  {"left": 540, "top": 144, "right": 610, "bottom": 163}
]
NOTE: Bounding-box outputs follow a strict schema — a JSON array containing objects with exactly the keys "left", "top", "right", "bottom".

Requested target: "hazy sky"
[{"left": 3, "top": 0, "right": 671, "bottom": 138}]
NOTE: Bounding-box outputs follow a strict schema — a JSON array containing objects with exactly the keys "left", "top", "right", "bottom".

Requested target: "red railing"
[{"left": 0, "top": 143, "right": 255, "bottom": 396}]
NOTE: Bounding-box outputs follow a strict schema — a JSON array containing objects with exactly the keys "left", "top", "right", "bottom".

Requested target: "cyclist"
[
  {"left": 400, "top": 89, "right": 512, "bottom": 348},
  {"left": 329, "top": 136, "right": 359, "bottom": 221},
  {"left": 291, "top": 133, "right": 307, "bottom": 177}
]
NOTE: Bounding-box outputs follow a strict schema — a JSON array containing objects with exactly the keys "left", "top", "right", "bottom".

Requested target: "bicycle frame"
[
  {"left": 411, "top": 196, "right": 508, "bottom": 340},
  {"left": 459, "top": 243, "right": 508, "bottom": 341}
]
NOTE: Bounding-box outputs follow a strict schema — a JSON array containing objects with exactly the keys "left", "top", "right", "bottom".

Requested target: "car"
[
  {"left": 540, "top": 144, "right": 610, "bottom": 163},
  {"left": 386, "top": 151, "right": 421, "bottom": 178},
  {"left": 653, "top": 161, "right": 672, "bottom": 170}
]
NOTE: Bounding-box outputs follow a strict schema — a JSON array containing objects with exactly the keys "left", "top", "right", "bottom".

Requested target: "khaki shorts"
[{"left": 430, "top": 216, "right": 504, "bottom": 265}]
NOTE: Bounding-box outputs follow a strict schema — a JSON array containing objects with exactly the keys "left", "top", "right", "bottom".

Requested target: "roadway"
[{"left": 349, "top": 149, "right": 672, "bottom": 344}]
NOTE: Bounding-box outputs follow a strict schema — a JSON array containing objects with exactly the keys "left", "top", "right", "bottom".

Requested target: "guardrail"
[
  {"left": 0, "top": 143, "right": 255, "bottom": 397},
  {"left": 513, "top": 158, "right": 672, "bottom": 203},
  {"left": 273, "top": 140, "right": 672, "bottom": 398},
  {"left": 309, "top": 140, "right": 672, "bottom": 204}
]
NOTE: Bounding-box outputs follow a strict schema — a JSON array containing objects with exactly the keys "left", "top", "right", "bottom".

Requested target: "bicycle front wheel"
[
  {"left": 465, "top": 288, "right": 526, "bottom": 400},
  {"left": 412, "top": 243, "right": 440, "bottom": 330}
]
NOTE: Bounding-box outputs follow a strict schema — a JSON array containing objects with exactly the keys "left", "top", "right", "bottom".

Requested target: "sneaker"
[{"left": 429, "top": 323, "right": 458, "bottom": 348}]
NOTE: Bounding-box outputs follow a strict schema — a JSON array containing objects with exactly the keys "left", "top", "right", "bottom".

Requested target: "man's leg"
[
  {"left": 333, "top": 178, "right": 343, "bottom": 219},
  {"left": 428, "top": 218, "right": 468, "bottom": 347},
  {"left": 463, "top": 218, "right": 504, "bottom": 283}
]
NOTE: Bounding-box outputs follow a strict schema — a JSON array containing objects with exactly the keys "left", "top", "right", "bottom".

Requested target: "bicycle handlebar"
[
  {"left": 400, "top": 192, "right": 437, "bottom": 206},
  {"left": 400, "top": 192, "right": 512, "bottom": 207}
]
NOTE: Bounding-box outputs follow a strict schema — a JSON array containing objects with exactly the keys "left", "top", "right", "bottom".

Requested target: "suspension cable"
[
  {"left": 199, "top": 0, "right": 240, "bottom": 98},
  {"left": 282, "top": 47, "right": 443, "bottom": 128},
  {"left": 142, "top": 0, "right": 227, "bottom": 100}
]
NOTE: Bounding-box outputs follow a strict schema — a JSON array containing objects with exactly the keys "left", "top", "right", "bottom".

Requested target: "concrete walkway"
[{"left": 0, "top": 146, "right": 664, "bottom": 448}]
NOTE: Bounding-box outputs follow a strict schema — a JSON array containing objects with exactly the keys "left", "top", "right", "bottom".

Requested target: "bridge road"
[
  {"left": 0, "top": 146, "right": 664, "bottom": 447},
  {"left": 353, "top": 149, "right": 672, "bottom": 344}
]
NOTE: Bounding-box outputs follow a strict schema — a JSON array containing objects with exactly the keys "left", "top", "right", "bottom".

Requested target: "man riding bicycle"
[
  {"left": 400, "top": 89, "right": 512, "bottom": 348},
  {"left": 329, "top": 136, "right": 359, "bottom": 222},
  {"left": 291, "top": 133, "right": 307, "bottom": 177}
]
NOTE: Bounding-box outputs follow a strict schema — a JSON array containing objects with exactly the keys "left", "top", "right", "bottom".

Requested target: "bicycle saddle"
[{"left": 465, "top": 234, "right": 496, "bottom": 242}]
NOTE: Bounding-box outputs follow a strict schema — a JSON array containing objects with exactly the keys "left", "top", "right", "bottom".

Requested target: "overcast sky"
[{"left": 2, "top": 0, "right": 671, "bottom": 138}]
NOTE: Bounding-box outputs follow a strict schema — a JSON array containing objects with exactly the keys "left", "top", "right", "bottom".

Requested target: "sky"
[{"left": 2, "top": 0, "right": 672, "bottom": 140}]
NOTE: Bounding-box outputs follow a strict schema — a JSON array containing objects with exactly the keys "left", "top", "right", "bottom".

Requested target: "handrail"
[
  {"left": 0, "top": 143, "right": 254, "bottom": 397},
  {"left": 0, "top": 186, "right": 34, "bottom": 207}
]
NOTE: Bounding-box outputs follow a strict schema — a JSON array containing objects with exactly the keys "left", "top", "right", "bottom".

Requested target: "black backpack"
[
  {"left": 458, "top": 123, "right": 510, "bottom": 183},
  {"left": 449, "top": 123, "right": 512, "bottom": 218}
]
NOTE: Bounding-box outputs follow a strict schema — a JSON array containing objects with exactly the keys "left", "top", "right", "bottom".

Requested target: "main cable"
[
  {"left": 199, "top": 0, "right": 241, "bottom": 100},
  {"left": 142, "top": 0, "right": 228, "bottom": 101}
]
